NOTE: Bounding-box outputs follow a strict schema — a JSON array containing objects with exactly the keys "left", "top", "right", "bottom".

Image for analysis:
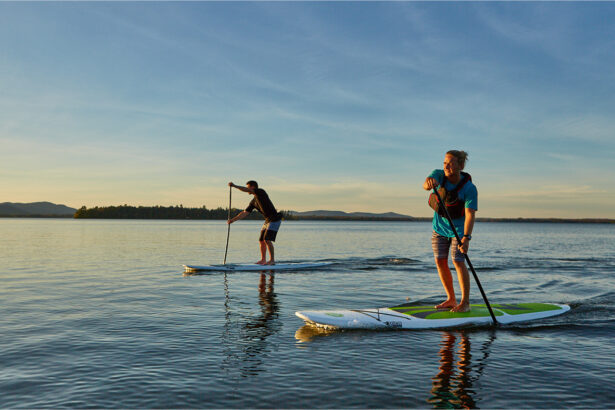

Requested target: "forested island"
[
  {"left": 73, "top": 205, "right": 293, "bottom": 220},
  {"left": 73, "top": 205, "right": 417, "bottom": 221},
  {"left": 72, "top": 205, "right": 416, "bottom": 220}
]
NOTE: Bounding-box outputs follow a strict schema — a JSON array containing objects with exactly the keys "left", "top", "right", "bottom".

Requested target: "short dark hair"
[{"left": 246, "top": 180, "right": 258, "bottom": 189}]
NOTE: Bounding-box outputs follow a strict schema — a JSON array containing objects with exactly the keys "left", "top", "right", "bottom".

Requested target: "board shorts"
[
  {"left": 259, "top": 220, "right": 281, "bottom": 242},
  {"left": 431, "top": 231, "right": 465, "bottom": 262}
]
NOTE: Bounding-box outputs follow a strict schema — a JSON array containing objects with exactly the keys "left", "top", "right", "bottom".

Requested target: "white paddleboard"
[
  {"left": 183, "top": 261, "right": 332, "bottom": 272},
  {"left": 296, "top": 302, "right": 570, "bottom": 330}
]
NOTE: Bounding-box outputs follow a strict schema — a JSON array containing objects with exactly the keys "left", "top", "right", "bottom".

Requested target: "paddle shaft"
[
  {"left": 223, "top": 186, "right": 232, "bottom": 265},
  {"left": 432, "top": 187, "right": 498, "bottom": 325}
]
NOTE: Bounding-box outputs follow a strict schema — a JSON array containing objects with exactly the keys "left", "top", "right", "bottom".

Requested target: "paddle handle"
[
  {"left": 223, "top": 186, "right": 232, "bottom": 265},
  {"left": 432, "top": 187, "right": 498, "bottom": 325}
]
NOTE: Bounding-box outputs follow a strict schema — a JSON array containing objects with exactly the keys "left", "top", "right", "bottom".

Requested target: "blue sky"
[{"left": 2, "top": 2, "right": 614, "bottom": 218}]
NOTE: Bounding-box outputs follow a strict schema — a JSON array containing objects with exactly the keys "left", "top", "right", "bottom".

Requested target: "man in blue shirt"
[{"left": 423, "top": 150, "right": 477, "bottom": 313}]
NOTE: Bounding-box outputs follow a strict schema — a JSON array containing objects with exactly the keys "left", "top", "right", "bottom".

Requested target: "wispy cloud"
[{"left": 538, "top": 114, "right": 615, "bottom": 144}]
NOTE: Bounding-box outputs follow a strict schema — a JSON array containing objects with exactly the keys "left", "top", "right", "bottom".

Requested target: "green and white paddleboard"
[{"left": 296, "top": 302, "right": 570, "bottom": 329}]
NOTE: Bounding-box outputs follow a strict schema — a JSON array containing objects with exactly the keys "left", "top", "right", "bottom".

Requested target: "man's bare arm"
[
  {"left": 228, "top": 210, "right": 249, "bottom": 224},
  {"left": 229, "top": 182, "right": 254, "bottom": 194}
]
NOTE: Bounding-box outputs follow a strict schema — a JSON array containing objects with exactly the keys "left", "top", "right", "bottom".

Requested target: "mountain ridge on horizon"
[{"left": 0, "top": 202, "right": 77, "bottom": 216}]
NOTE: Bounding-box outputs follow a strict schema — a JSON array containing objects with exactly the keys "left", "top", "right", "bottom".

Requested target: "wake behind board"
[
  {"left": 296, "top": 302, "right": 570, "bottom": 330},
  {"left": 183, "top": 261, "right": 332, "bottom": 273}
]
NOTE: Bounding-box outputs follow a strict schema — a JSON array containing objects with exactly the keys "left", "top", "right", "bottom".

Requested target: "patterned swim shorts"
[
  {"left": 259, "top": 220, "right": 281, "bottom": 242},
  {"left": 431, "top": 231, "right": 465, "bottom": 262}
]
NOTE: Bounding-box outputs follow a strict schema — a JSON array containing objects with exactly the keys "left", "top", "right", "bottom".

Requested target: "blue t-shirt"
[{"left": 428, "top": 169, "right": 478, "bottom": 238}]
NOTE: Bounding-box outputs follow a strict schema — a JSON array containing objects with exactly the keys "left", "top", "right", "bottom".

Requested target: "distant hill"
[
  {"left": 0, "top": 202, "right": 76, "bottom": 217},
  {"left": 289, "top": 210, "right": 414, "bottom": 220}
]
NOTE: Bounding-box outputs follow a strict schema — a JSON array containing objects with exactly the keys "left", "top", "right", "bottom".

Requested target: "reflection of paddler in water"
[
  {"left": 221, "top": 271, "right": 281, "bottom": 377},
  {"left": 238, "top": 271, "right": 281, "bottom": 376},
  {"left": 255, "top": 272, "right": 278, "bottom": 324},
  {"left": 428, "top": 331, "right": 495, "bottom": 409}
]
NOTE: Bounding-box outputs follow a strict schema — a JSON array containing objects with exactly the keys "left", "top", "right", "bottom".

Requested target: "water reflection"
[
  {"left": 294, "top": 326, "right": 495, "bottom": 408},
  {"left": 221, "top": 271, "right": 281, "bottom": 377},
  {"left": 428, "top": 331, "right": 495, "bottom": 409},
  {"left": 295, "top": 324, "right": 339, "bottom": 344},
  {"left": 247, "top": 272, "right": 279, "bottom": 335}
]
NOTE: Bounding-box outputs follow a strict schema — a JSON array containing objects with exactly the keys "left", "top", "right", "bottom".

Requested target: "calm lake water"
[{"left": 1, "top": 219, "right": 614, "bottom": 408}]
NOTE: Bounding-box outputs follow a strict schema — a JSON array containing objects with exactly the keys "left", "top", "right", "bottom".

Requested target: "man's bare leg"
[
  {"left": 451, "top": 260, "right": 470, "bottom": 312},
  {"left": 264, "top": 240, "right": 275, "bottom": 265},
  {"left": 256, "top": 241, "right": 267, "bottom": 265},
  {"left": 434, "top": 258, "right": 457, "bottom": 309}
]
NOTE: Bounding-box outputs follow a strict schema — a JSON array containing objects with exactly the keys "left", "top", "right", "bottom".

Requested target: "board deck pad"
[
  {"left": 183, "top": 261, "right": 332, "bottom": 272},
  {"left": 296, "top": 302, "right": 570, "bottom": 329}
]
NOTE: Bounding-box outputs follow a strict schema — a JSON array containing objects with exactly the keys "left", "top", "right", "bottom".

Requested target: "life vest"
[{"left": 428, "top": 172, "right": 472, "bottom": 219}]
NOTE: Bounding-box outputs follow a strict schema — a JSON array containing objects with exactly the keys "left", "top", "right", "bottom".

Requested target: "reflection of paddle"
[
  {"left": 432, "top": 188, "right": 498, "bottom": 325},
  {"left": 223, "top": 185, "right": 232, "bottom": 265}
]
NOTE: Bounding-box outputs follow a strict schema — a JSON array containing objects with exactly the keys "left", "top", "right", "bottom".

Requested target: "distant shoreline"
[
  {"left": 1, "top": 215, "right": 613, "bottom": 224},
  {"left": 2, "top": 202, "right": 613, "bottom": 224}
]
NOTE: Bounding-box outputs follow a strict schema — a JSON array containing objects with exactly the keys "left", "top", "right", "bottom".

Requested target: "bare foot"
[
  {"left": 450, "top": 302, "right": 470, "bottom": 313},
  {"left": 265, "top": 260, "right": 275, "bottom": 266},
  {"left": 256, "top": 260, "right": 266, "bottom": 265},
  {"left": 435, "top": 300, "right": 457, "bottom": 309}
]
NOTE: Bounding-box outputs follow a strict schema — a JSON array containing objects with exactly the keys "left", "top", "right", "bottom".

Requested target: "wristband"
[{"left": 463, "top": 235, "right": 472, "bottom": 240}]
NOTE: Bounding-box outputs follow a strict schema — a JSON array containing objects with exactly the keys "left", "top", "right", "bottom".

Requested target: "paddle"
[
  {"left": 432, "top": 188, "right": 498, "bottom": 325},
  {"left": 223, "top": 185, "right": 232, "bottom": 265}
]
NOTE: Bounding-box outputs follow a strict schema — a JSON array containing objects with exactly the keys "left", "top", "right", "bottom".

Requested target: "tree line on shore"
[
  {"left": 73, "top": 205, "right": 295, "bottom": 220},
  {"left": 72, "top": 205, "right": 413, "bottom": 221}
]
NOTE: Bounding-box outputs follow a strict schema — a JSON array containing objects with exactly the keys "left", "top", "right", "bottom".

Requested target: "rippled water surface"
[{"left": 1, "top": 219, "right": 614, "bottom": 408}]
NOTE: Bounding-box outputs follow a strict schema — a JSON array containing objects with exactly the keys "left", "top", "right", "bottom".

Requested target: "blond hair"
[{"left": 446, "top": 150, "right": 468, "bottom": 170}]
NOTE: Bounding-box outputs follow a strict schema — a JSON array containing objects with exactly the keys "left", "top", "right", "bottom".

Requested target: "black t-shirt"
[{"left": 245, "top": 188, "right": 282, "bottom": 223}]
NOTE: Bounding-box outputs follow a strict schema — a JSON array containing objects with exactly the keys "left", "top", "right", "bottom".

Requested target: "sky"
[{"left": 1, "top": 2, "right": 614, "bottom": 218}]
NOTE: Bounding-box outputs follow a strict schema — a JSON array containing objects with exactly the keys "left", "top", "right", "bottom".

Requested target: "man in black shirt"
[{"left": 228, "top": 180, "right": 282, "bottom": 265}]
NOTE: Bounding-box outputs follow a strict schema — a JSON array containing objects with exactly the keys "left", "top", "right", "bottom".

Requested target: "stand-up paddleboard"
[
  {"left": 296, "top": 302, "right": 570, "bottom": 330},
  {"left": 184, "top": 261, "right": 332, "bottom": 273}
]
